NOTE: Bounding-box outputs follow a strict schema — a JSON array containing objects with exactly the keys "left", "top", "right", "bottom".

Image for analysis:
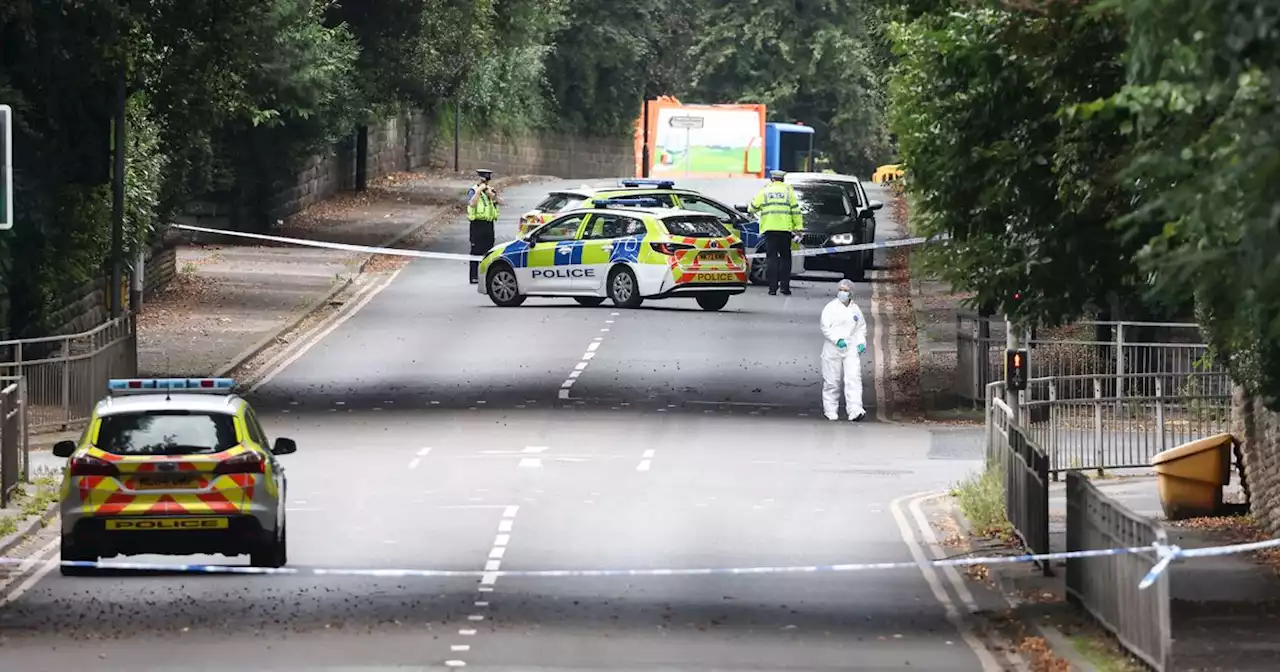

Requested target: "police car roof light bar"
[
  {"left": 618, "top": 179, "right": 675, "bottom": 189},
  {"left": 108, "top": 378, "right": 236, "bottom": 395},
  {"left": 596, "top": 198, "right": 662, "bottom": 208}
]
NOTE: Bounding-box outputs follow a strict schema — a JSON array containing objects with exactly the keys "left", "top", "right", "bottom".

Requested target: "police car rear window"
[
  {"left": 534, "top": 193, "right": 586, "bottom": 212},
  {"left": 95, "top": 411, "right": 239, "bottom": 456},
  {"left": 660, "top": 216, "right": 730, "bottom": 238}
]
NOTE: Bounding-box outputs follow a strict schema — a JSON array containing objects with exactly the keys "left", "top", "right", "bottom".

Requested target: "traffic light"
[
  {"left": 1, "top": 104, "right": 10, "bottom": 230},
  {"left": 1005, "top": 348, "right": 1028, "bottom": 391}
]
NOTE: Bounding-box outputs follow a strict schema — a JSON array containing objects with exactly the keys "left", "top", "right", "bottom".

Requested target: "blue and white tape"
[
  {"left": 173, "top": 224, "right": 949, "bottom": 263},
  {"left": 11, "top": 537, "right": 1276, "bottom": 588}
]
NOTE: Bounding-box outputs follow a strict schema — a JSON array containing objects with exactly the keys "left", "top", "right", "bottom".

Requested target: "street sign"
[
  {"left": 1, "top": 104, "right": 11, "bottom": 230},
  {"left": 668, "top": 116, "right": 704, "bottom": 129}
]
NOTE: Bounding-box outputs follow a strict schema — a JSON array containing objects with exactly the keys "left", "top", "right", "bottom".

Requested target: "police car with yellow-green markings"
[
  {"left": 480, "top": 198, "right": 747, "bottom": 311},
  {"left": 519, "top": 178, "right": 803, "bottom": 285}
]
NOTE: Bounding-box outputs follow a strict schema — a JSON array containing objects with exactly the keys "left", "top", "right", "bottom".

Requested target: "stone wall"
[
  {"left": 1233, "top": 388, "right": 1280, "bottom": 534},
  {"left": 426, "top": 128, "right": 634, "bottom": 179},
  {"left": 45, "top": 238, "right": 179, "bottom": 336}
]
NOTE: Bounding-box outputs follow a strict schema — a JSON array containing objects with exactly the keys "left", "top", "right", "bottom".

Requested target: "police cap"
[
  {"left": 476, "top": 169, "right": 494, "bottom": 180},
  {"left": 769, "top": 170, "right": 785, "bottom": 180}
]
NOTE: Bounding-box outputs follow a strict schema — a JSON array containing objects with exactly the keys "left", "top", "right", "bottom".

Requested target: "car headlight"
[{"left": 830, "top": 233, "right": 855, "bottom": 245}]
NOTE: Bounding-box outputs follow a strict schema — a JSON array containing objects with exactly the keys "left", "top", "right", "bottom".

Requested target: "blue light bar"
[
  {"left": 108, "top": 378, "right": 236, "bottom": 395},
  {"left": 618, "top": 179, "right": 675, "bottom": 189},
  {"left": 595, "top": 198, "right": 662, "bottom": 208}
]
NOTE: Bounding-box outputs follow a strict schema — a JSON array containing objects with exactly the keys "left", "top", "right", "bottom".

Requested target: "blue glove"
[
  {"left": 857, "top": 343, "right": 866, "bottom": 355},
  {"left": 836, "top": 339, "right": 847, "bottom": 349}
]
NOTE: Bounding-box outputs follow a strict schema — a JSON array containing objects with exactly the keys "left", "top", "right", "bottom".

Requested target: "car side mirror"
[
  {"left": 271, "top": 437, "right": 297, "bottom": 456},
  {"left": 869, "top": 199, "right": 884, "bottom": 211},
  {"left": 52, "top": 440, "right": 77, "bottom": 458},
  {"left": 734, "top": 204, "right": 750, "bottom": 213}
]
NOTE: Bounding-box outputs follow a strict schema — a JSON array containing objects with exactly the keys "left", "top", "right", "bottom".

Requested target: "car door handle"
[
  {"left": 602, "top": 245, "right": 613, "bottom": 251},
  {"left": 557, "top": 247, "right": 571, "bottom": 254}
]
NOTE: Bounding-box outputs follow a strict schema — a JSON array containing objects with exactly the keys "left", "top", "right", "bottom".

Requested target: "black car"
[
  {"left": 785, "top": 172, "right": 884, "bottom": 274},
  {"left": 741, "top": 182, "right": 868, "bottom": 281}
]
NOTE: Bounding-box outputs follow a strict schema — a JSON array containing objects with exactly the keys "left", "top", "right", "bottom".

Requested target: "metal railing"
[
  {"left": 1065, "top": 470, "right": 1171, "bottom": 670},
  {"left": 0, "top": 378, "right": 28, "bottom": 507},
  {"left": 957, "top": 315, "right": 1225, "bottom": 403},
  {"left": 986, "top": 368, "right": 1232, "bottom": 475},
  {"left": 0, "top": 314, "right": 137, "bottom": 432},
  {"left": 999, "top": 416, "right": 1051, "bottom": 574}
]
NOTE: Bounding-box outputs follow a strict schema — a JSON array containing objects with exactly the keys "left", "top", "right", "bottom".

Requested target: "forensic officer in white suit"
[{"left": 819, "top": 278, "right": 868, "bottom": 421}]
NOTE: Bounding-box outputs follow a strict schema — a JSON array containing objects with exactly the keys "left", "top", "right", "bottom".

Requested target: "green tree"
[
  {"left": 689, "top": 0, "right": 890, "bottom": 174},
  {"left": 1106, "top": 0, "right": 1280, "bottom": 403},
  {"left": 887, "top": 3, "right": 1137, "bottom": 327}
]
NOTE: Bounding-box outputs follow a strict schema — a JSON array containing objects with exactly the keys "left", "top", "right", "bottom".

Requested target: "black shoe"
[
  {"left": 781, "top": 288, "right": 792, "bottom": 295},
  {"left": 469, "top": 278, "right": 478, "bottom": 285},
  {"left": 768, "top": 289, "right": 777, "bottom": 296}
]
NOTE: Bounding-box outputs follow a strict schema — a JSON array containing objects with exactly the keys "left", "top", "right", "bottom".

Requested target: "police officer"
[
  {"left": 467, "top": 169, "right": 501, "bottom": 284},
  {"left": 748, "top": 170, "right": 804, "bottom": 295}
]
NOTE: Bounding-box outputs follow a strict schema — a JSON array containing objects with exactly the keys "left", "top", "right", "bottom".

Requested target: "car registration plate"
[
  {"left": 105, "top": 517, "right": 229, "bottom": 531},
  {"left": 698, "top": 251, "right": 727, "bottom": 261},
  {"left": 133, "top": 475, "right": 198, "bottom": 490}
]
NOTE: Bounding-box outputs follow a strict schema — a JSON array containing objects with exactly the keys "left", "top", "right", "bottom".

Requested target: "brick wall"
[{"left": 1233, "top": 388, "right": 1280, "bottom": 534}]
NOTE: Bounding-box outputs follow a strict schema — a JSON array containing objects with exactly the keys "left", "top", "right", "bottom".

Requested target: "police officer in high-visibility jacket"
[
  {"left": 467, "top": 169, "right": 502, "bottom": 284},
  {"left": 748, "top": 170, "right": 804, "bottom": 295}
]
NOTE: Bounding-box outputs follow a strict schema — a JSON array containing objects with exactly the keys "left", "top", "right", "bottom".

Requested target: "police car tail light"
[
  {"left": 650, "top": 242, "right": 695, "bottom": 255},
  {"left": 69, "top": 455, "right": 120, "bottom": 478},
  {"left": 214, "top": 451, "right": 265, "bottom": 475}
]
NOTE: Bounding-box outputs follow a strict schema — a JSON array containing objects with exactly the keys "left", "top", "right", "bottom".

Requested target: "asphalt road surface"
[{"left": 1, "top": 178, "right": 994, "bottom": 670}]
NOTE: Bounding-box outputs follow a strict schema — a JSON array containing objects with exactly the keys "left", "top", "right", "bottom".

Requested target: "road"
[{"left": 1, "top": 178, "right": 995, "bottom": 670}]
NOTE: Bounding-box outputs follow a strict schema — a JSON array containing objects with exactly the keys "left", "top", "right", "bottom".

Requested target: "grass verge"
[
  {"left": 951, "top": 465, "right": 1014, "bottom": 537},
  {"left": 0, "top": 470, "right": 62, "bottom": 538}
]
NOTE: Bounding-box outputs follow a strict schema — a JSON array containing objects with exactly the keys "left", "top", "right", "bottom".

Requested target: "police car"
[
  {"left": 479, "top": 198, "right": 748, "bottom": 310},
  {"left": 52, "top": 378, "right": 295, "bottom": 575},
  {"left": 520, "top": 179, "right": 803, "bottom": 286}
]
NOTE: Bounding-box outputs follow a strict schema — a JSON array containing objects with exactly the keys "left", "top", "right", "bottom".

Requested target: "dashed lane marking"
[
  {"left": 558, "top": 315, "right": 616, "bottom": 399},
  {"left": 408, "top": 447, "right": 432, "bottom": 470},
  {"left": 448, "top": 504, "right": 521, "bottom": 667}
]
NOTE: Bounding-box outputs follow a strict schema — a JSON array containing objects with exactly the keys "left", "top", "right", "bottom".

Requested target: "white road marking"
[
  {"left": 518, "top": 458, "right": 542, "bottom": 468},
  {"left": 489, "top": 547, "right": 506, "bottom": 559},
  {"left": 636, "top": 460, "right": 651, "bottom": 472},
  {"left": 459, "top": 629, "right": 477, "bottom": 636},
  {"left": 484, "top": 558, "right": 502, "bottom": 571},
  {"left": 503, "top": 505, "right": 520, "bottom": 517},
  {"left": 586, "top": 342, "right": 600, "bottom": 352},
  {"left": 468, "top": 615, "right": 485, "bottom": 621},
  {"left": 601, "top": 328, "right": 610, "bottom": 332},
  {"left": 408, "top": 458, "right": 421, "bottom": 469},
  {"left": 642, "top": 449, "right": 655, "bottom": 458},
  {"left": 498, "top": 520, "right": 514, "bottom": 532},
  {"left": 417, "top": 447, "right": 433, "bottom": 456},
  {"left": 475, "top": 601, "right": 489, "bottom": 607},
  {"left": 494, "top": 534, "right": 510, "bottom": 546},
  {"left": 480, "top": 576, "right": 497, "bottom": 586},
  {"left": 0, "top": 538, "right": 58, "bottom": 605},
  {"left": 248, "top": 269, "right": 404, "bottom": 395},
  {"left": 889, "top": 492, "right": 1005, "bottom": 671},
  {"left": 445, "top": 661, "right": 466, "bottom": 667},
  {"left": 574, "top": 362, "right": 588, "bottom": 371},
  {"left": 522, "top": 447, "right": 547, "bottom": 454},
  {"left": 452, "top": 645, "right": 471, "bottom": 652}
]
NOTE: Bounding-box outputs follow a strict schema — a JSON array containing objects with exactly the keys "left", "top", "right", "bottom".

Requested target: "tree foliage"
[{"left": 887, "top": 3, "right": 1136, "bottom": 327}]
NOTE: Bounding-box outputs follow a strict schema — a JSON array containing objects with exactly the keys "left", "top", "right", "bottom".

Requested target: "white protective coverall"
[{"left": 819, "top": 293, "right": 868, "bottom": 420}]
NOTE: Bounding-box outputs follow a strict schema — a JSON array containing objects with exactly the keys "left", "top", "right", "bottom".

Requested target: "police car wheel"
[
  {"left": 607, "top": 267, "right": 643, "bottom": 308},
  {"left": 251, "top": 523, "right": 287, "bottom": 568},
  {"left": 748, "top": 250, "right": 768, "bottom": 285},
  {"left": 486, "top": 265, "right": 526, "bottom": 307},
  {"left": 695, "top": 293, "right": 731, "bottom": 311},
  {"left": 59, "top": 538, "right": 96, "bottom": 576},
  {"left": 573, "top": 297, "right": 606, "bottom": 307}
]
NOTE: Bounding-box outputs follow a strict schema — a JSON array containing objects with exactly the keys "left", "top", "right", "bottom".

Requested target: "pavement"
[{"left": 0, "top": 175, "right": 1020, "bottom": 670}]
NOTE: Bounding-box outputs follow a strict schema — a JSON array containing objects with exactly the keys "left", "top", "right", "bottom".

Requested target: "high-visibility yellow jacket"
[
  {"left": 467, "top": 184, "right": 499, "bottom": 222},
  {"left": 748, "top": 182, "right": 803, "bottom": 233}
]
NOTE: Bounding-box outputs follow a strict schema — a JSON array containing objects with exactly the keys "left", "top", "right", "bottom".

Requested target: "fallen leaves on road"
[
  {"left": 138, "top": 273, "right": 222, "bottom": 330},
  {"left": 965, "top": 563, "right": 991, "bottom": 582},
  {"left": 1018, "top": 636, "right": 1071, "bottom": 672}
]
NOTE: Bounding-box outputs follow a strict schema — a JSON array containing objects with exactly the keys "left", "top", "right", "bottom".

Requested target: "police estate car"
[
  {"left": 52, "top": 378, "right": 295, "bottom": 575},
  {"left": 480, "top": 198, "right": 747, "bottom": 310},
  {"left": 521, "top": 179, "right": 803, "bottom": 286}
]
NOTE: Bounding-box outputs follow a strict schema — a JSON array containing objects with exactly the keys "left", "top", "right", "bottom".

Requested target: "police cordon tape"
[
  {"left": 8, "top": 537, "right": 1278, "bottom": 588},
  {"left": 172, "top": 224, "right": 949, "bottom": 263}
]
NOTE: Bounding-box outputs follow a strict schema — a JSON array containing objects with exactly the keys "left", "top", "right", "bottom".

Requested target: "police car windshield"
[
  {"left": 534, "top": 193, "right": 586, "bottom": 212},
  {"left": 793, "top": 185, "right": 850, "bottom": 216},
  {"left": 660, "top": 216, "right": 730, "bottom": 238},
  {"left": 96, "top": 410, "right": 239, "bottom": 455}
]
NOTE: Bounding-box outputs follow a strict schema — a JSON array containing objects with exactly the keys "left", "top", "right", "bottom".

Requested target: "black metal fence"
[
  {"left": 1065, "top": 470, "right": 1171, "bottom": 670},
  {"left": 1001, "top": 421, "right": 1052, "bottom": 574}
]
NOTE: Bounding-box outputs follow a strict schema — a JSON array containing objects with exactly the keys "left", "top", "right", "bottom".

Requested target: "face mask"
[{"left": 837, "top": 291, "right": 850, "bottom": 303}]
